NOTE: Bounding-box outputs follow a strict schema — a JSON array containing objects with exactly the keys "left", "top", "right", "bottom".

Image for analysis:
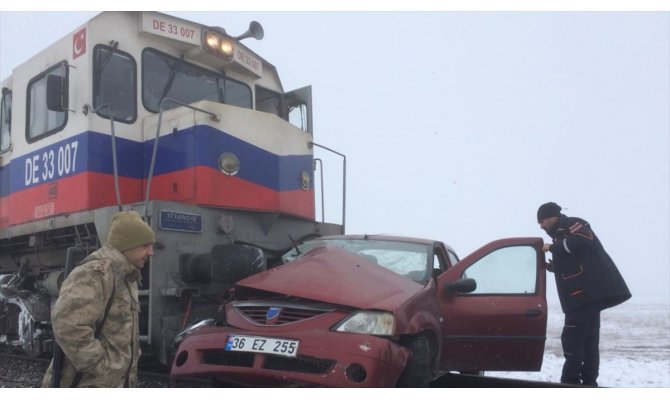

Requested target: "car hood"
[{"left": 235, "top": 246, "right": 422, "bottom": 311}]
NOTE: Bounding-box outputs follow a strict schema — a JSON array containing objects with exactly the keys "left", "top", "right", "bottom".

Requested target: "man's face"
[
  {"left": 124, "top": 243, "right": 154, "bottom": 269},
  {"left": 539, "top": 216, "right": 559, "bottom": 234}
]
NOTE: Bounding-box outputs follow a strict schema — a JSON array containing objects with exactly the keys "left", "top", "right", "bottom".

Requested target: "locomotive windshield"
[{"left": 141, "top": 48, "right": 252, "bottom": 113}]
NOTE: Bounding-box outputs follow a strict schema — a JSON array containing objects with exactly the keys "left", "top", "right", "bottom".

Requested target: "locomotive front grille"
[{"left": 233, "top": 302, "right": 334, "bottom": 326}]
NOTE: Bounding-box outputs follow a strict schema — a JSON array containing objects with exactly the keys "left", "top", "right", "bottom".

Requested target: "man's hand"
[
  {"left": 545, "top": 259, "right": 554, "bottom": 272},
  {"left": 542, "top": 243, "right": 552, "bottom": 253}
]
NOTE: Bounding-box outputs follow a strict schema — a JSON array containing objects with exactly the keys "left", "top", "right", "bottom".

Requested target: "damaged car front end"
[{"left": 169, "top": 236, "right": 436, "bottom": 387}]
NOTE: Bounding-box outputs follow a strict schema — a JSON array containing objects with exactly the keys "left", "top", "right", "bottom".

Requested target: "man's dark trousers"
[{"left": 561, "top": 306, "right": 601, "bottom": 386}]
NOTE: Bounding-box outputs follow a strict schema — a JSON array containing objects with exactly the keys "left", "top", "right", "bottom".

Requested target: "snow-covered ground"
[{"left": 488, "top": 298, "right": 670, "bottom": 388}]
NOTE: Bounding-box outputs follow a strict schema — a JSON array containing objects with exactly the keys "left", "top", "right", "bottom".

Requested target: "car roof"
[{"left": 316, "top": 234, "right": 456, "bottom": 253}]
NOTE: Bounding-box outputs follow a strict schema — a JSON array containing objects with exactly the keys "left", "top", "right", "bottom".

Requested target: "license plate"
[{"left": 225, "top": 335, "right": 299, "bottom": 357}]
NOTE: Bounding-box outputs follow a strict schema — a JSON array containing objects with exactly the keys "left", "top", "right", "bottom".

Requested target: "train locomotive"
[{"left": 0, "top": 11, "right": 344, "bottom": 364}]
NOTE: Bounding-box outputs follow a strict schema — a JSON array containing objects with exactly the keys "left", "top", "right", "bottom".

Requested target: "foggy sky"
[{"left": 1, "top": 8, "right": 668, "bottom": 302}]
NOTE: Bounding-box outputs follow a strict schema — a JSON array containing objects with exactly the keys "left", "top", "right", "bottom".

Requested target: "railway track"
[
  {"left": 0, "top": 351, "right": 578, "bottom": 388},
  {"left": 431, "top": 372, "right": 580, "bottom": 388},
  {"left": 0, "top": 352, "right": 176, "bottom": 388}
]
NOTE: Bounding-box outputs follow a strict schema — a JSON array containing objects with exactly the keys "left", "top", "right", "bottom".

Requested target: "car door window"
[
  {"left": 433, "top": 253, "right": 443, "bottom": 277},
  {"left": 462, "top": 246, "right": 537, "bottom": 294},
  {"left": 447, "top": 250, "right": 460, "bottom": 266}
]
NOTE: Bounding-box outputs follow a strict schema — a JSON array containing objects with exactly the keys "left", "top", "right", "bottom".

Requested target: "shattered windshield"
[{"left": 282, "top": 239, "right": 431, "bottom": 282}]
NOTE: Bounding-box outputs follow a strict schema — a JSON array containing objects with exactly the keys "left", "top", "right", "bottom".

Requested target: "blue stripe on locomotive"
[{"left": 3, "top": 126, "right": 312, "bottom": 197}]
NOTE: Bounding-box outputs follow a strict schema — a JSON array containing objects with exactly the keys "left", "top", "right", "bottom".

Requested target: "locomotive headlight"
[
  {"left": 205, "top": 32, "right": 220, "bottom": 50},
  {"left": 202, "top": 28, "right": 236, "bottom": 61},
  {"left": 218, "top": 152, "right": 240, "bottom": 176},
  {"left": 220, "top": 39, "right": 234, "bottom": 57}
]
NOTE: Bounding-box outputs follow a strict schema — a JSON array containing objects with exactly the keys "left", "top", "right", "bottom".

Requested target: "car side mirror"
[
  {"left": 444, "top": 278, "right": 477, "bottom": 294},
  {"left": 46, "top": 75, "right": 66, "bottom": 112}
]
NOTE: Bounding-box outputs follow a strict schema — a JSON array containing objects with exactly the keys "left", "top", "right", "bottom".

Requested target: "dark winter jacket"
[{"left": 546, "top": 214, "right": 631, "bottom": 313}]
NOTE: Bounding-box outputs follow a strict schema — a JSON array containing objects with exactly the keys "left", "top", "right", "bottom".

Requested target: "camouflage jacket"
[{"left": 41, "top": 244, "right": 141, "bottom": 388}]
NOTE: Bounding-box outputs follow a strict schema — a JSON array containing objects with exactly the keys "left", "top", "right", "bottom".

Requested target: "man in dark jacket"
[{"left": 537, "top": 202, "right": 631, "bottom": 386}]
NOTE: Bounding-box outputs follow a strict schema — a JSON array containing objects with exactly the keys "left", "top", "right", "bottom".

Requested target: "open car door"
[{"left": 437, "top": 237, "right": 547, "bottom": 372}]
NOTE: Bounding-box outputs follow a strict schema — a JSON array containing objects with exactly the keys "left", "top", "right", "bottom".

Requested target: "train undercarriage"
[{"left": 0, "top": 202, "right": 342, "bottom": 364}]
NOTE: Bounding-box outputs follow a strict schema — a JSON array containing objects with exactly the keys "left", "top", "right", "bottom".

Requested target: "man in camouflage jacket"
[{"left": 42, "top": 211, "right": 155, "bottom": 388}]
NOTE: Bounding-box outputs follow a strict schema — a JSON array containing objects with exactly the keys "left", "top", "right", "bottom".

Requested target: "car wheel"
[{"left": 396, "top": 334, "right": 433, "bottom": 387}]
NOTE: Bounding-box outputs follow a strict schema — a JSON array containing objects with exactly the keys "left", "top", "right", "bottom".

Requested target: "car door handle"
[{"left": 524, "top": 309, "right": 543, "bottom": 318}]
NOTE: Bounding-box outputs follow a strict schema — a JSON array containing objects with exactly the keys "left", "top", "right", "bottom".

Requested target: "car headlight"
[{"left": 333, "top": 311, "right": 395, "bottom": 336}]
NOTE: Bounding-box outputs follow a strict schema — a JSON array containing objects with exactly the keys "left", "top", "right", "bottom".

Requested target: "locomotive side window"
[
  {"left": 255, "top": 85, "right": 281, "bottom": 117},
  {"left": 142, "top": 48, "right": 251, "bottom": 113},
  {"left": 0, "top": 89, "right": 11, "bottom": 153},
  {"left": 26, "top": 62, "right": 68, "bottom": 142},
  {"left": 289, "top": 103, "right": 308, "bottom": 131},
  {"left": 255, "top": 86, "right": 308, "bottom": 130},
  {"left": 93, "top": 45, "right": 137, "bottom": 123}
]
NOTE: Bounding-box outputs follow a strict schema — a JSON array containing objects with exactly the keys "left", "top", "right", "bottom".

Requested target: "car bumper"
[{"left": 170, "top": 326, "right": 410, "bottom": 387}]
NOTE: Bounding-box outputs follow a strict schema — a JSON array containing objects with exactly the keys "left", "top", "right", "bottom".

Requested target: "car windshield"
[{"left": 282, "top": 238, "right": 431, "bottom": 282}]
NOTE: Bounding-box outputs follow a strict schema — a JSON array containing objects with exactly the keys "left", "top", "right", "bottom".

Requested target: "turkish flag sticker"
[{"left": 73, "top": 27, "right": 86, "bottom": 59}]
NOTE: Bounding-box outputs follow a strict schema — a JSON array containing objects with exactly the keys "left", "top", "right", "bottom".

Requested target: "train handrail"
[
  {"left": 308, "top": 142, "right": 346, "bottom": 233},
  {"left": 314, "top": 158, "right": 324, "bottom": 223},
  {"left": 89, "top": 103, "right": 122, "bottom": 212}
]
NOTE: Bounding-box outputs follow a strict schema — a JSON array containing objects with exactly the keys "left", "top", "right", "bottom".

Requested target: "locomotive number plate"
[
  {"left": 159, "top": 210, "right": 202, "bottom": 233},
  {"left": 225, "top": 335, "right": 299, "bottom": 357}
]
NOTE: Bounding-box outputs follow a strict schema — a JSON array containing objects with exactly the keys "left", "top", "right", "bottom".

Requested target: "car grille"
[
  {"left": 201, "top": 350, "right": 335, "bottom": 374},
  {"left": 202, "top": 350, "right": 254, "bottom": 367},
  {"left": 233, "top": 302, "right": 334, "bottom": 326},
  {"left": 264, "top": 355, "right": 335, "bottom": 374}
]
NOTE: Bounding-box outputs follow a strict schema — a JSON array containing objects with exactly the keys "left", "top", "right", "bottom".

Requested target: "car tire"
[{"left": 396, "top": 334, "right": 433, "bottom": 387}]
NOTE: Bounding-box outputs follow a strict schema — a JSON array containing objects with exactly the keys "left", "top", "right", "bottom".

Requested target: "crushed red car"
[{"left": 169, "top": 235, "right": 548, "bottom": 387}]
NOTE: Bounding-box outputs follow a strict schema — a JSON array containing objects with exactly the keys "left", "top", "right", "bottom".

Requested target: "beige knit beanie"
[{"left": 106, "top": 211, "right": 156, "bottom": 253}]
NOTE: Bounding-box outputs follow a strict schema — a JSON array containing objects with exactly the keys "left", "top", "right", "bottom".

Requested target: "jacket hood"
[{"left": 235, "top": 246, "right": 423, "bottom": 311}]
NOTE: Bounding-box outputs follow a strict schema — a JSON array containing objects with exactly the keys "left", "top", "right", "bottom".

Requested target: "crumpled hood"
[{"left": 235, "top": 246, "right": 422, "bottom": 311}]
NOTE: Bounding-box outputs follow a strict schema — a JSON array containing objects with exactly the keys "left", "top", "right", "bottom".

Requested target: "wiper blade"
[
  {"left": 288, "top": 234, "right": 302, "bottom": 256},
  {"left": 158, "top": 57, "right": 184, "bottom": 105}
]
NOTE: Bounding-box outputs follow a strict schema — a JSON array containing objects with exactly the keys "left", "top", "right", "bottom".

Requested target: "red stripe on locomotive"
[{"left": 3, "top": 165, "right": 314, "bottom": 228}]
